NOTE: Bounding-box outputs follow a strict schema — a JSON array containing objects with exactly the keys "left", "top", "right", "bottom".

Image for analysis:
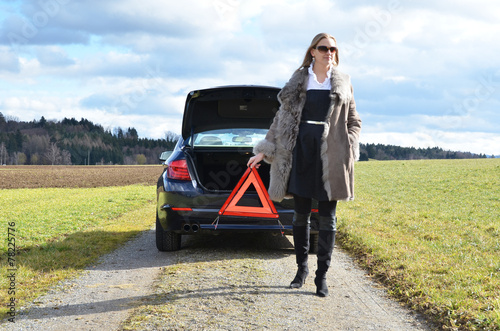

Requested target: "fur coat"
[{"left": 253, "top": 66, "right": 362, "bottom": 202}]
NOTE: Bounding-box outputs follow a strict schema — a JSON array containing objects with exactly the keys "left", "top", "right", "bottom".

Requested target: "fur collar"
[{"left": 278, "top": 66, "right": 352, "bottom": 106}]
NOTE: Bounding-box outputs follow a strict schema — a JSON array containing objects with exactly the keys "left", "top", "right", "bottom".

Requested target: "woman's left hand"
[{"left": 247, "top": 153, "right": 264, "bottom": 168}]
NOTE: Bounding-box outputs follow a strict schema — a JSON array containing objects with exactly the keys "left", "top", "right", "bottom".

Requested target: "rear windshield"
[{"left": 191, "top": 128, "right": 268, "bottom": 147}]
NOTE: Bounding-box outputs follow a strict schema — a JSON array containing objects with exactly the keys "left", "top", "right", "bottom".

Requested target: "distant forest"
[
  {"left": 0, "top": 113, "right": 179, "bottom": 165},
  {"left": 0, "top": 112, "right": 489, "bottom": 165},
  {"left": 358, "top": 143, "right": 489, "bottom": 161}
]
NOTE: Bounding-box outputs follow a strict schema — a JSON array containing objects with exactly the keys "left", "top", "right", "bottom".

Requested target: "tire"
[
  {"left": 309, "top": 233, "right": 319, "bottom": 254},
  {"left": 156, "top": 213, "right": 181, "bottom": 251}
]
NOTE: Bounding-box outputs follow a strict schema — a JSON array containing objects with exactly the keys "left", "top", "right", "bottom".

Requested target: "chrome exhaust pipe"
[
  {"left": 191, "top": 223, "right": 199, "bottom": 232},
  {"left": 183, "top": 223, "right": 191, "bottom": 232}
]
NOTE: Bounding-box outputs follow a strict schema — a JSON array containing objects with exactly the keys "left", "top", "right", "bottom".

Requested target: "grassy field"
[
  {"left": 339, "top": 158, "right": 500, "bottom": 330},
  {"left": 1, "top": 161, "right": 499, "bottom": 329},
  {"left": 0, "top": 165, "right": 161, "bottom": 318}
]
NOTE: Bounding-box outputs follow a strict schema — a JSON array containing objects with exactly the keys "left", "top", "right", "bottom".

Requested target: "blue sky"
[{"left": 0, "top": 0, "right": 499, "bottom": 155}]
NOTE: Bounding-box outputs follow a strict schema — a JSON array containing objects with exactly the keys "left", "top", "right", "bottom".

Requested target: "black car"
[{"left": 156, "top": 85, "right": 319, "bottom": 251}]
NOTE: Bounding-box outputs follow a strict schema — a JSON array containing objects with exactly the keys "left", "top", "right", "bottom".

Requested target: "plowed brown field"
[{"left": 0, "top": 165, "right": 163, "bottom": 189}]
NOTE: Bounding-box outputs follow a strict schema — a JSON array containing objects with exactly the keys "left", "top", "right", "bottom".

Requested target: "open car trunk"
[
  {"left": 188, "top": 147, "right": 271, "bottom": 192},
  {"left": 181, "top": 85, "right": 280, "bottom": 194}
]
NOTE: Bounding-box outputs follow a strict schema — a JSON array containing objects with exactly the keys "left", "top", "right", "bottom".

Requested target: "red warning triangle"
[{"left": 219, "top": 167, "right": 279, "bottom": 219}]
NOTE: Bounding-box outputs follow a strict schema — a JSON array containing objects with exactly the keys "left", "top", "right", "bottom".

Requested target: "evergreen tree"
[{"left": 0, "top": 112, "right": 6, "bottom": 127}]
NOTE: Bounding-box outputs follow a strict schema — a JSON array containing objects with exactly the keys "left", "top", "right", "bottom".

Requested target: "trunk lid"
[{"left": 181, "top": 85, "right": 280, "bottom": 140}]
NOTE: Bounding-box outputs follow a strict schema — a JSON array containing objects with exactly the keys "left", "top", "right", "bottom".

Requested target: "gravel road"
[
  {"left": 6, "top": 229, "right": 169, "bottom": 331},
  {"left": 5, "top": 229, "right": 433, "bottom": 330}
]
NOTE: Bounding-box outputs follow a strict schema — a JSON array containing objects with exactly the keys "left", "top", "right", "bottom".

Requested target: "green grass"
[
  {"left": 2, "top": 160, "right": 499, "bottom": 329},
  {"left": 0, "top": 185, "right": 155, "bottom": 318},
  {"left": 339, "top": 159, "right": 500, "bottom": 330}
]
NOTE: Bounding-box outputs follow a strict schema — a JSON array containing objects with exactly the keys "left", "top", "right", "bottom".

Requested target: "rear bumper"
[{"left": 157, "top": 188, "right": 296, "bottom": 235}]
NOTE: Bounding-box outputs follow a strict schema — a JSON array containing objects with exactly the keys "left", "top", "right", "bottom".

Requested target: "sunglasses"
[{"left": 314, "top": 46, "right": 337, "bottom": 53}]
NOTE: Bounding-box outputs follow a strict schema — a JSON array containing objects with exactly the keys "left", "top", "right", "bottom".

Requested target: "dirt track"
[{"left": 8, "top": 230, "right": 432, "bottom": 330}]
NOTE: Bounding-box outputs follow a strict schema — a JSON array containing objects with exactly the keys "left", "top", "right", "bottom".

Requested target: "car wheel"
[
  {"left": 156, "top": 213, "right": 181, "bottom": 251},
  {"left": 309, "top": 233, "right": 318, "bottom": 254}
]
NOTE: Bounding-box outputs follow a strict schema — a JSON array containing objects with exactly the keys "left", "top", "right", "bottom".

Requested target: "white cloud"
[
  {"left": 0, "top": 46, "right": 20, "bottom": 72},
  {"left": 36, "top": 45, "right": 74, "bottom": 66},
  {"left": 0, "top": 0, "right": 499, "bottom": 156}
]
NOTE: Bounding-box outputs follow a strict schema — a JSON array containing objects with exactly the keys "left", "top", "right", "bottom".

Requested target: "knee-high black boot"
[
  {"left": 315, "top": 218, "right": 336, "bottom": 297},
  {"left": 290, "top": 213, "right": 310, "bottom": 288}
]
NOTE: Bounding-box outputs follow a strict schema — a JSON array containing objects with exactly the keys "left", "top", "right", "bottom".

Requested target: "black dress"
[{"left": 288, "top": 89, "right": 331, "bottom": 201}]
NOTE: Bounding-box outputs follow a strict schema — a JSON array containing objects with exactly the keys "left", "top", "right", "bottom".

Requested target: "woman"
[{"left": 247, "top": 33, "right": 362, "bottom": 297}]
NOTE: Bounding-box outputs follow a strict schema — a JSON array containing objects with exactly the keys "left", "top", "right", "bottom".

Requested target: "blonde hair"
[{"left": 298, "top": 33, "right": 339, "bottom": 70}]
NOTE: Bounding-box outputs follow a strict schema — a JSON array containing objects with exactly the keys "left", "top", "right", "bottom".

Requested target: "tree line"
[
  {"left": 0, "top": 113, "right": 179, "bottom": 165},
  {"left": 358, "top": 143, "right": 489, "bottom": 161},
  {"left": 0, "top": 112, "right": 490, "bottom": 166}
]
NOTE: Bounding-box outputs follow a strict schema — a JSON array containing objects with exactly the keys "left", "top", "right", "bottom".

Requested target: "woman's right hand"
[{"left": 247, "top": 152, "right": 264, "bottom": 168}]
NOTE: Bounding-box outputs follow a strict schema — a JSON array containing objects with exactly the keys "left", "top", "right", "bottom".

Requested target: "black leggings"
[{"left": 293, "top": 194, "right": 337, "bottom": 218}]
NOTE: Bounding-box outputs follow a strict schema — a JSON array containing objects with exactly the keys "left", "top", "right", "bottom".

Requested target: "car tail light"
[{"left": 166, "top": 159, "right": 191, "bottom": 181}]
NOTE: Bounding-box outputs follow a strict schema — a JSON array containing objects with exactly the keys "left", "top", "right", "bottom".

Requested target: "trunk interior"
[{"left": 188, "top": 147, "right": 271, "bottom": 193}]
